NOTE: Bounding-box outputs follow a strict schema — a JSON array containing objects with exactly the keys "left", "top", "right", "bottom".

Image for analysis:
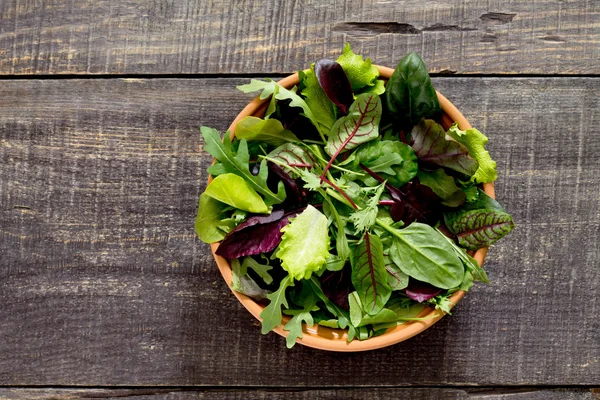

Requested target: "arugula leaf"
[
  {"left": 325, "top": 93, "right": 382, "bottom": 158},
  {"left": 300, "top": 66, "right": 337, "bottom": 134},
  {"left": 202, "top": 126, "right": 285, "bottom": 206},
  {"left": 386, "top": 222, "right": 465, "bottom": 289},
  {"left": 260, "top": 276, "right": 294, "bottom": 334},
  {"left": 444, "top": 190, "right": 515, "bottom": 250},
  {"left": 231, "top": 258, "right": 271, "bottom": 301},
  {"left": 336, "top": 43, "right": 383, "bottom": 94},
  {"left": 276, "top": 205, "right": 330, "bottom": 280},
  {"left": 411, "top": 119, "right": 479, "bottom": 177},
  {"left": 242, "top": 256, "right": 273, "bottom": 285},
  {"left": 237, "top": 79, "right": 328, "bottom": 140},
  {"left": 349, "top": 182, "right": 386, "bottom": 233},
  {"left": 308, "top": 277, "right": 351, "bottom": 329},
  {"left": 204, "top": 173, "right": 269, "bottom": 214},
  {"left": 447, "top": 124, "right": 498, "bottom": 183},
  {"left": 417, "top": 168, "right": 466, "bottom": 207},
  {"left": 194, "top": 193, "right": 237, "bottom": 243},
  {"left": 314, "top": 59, "right": 354, "bottom": 114},
  {"left": 384, "top": 52, "right": 441, "bottom": 129},
  {"left": 283, "top": 283, "right": 319, "bottom": 348},
  {"left": 351, "top": 232, "right": 392, "bottom": 316},
  {"left": 235, "top": 116, "right": 300, "bottom": 146}
]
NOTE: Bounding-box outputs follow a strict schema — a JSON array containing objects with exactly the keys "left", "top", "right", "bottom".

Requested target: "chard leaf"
[
  {"left": 314, "top": 59, "right": 354, "bottom": 114},
  {"left": 444, "top": 190, "right": 515, "bottom": 250},
  {"left": 300, "top": 66, "right": 337, "bottom": 134},
  {"left": 404, "top": 279, "right": 443, "bottom": 303},
  {"left": 388, "top": 222, "right": 465, "bottom": 289},
  {"left": 216, "top": 209, "right": 301, "bottom": 259},
  {"left": 194, "top": 193, "right": 237, "bottom": 243},
  {"left": 231, "top": 258, "right": 270, "bottom": 301},
  {"left": 267, "top": 143, "right": 315, "bottom": 169},
  {"left": 411, "top": 119, "right": 479, "bottom": 177},
  {"left": 260, "top": 276, "right": 293, "bottom": 334},
  {"left": 417, "top": 168, "right": 466, "bottom": 207},
  {"left": 283, "top": 283, "right": 319, "bottom": 348},
  {"left": 235, "top": 116, "right": 300, "bottom": 146},
  {"left": 325, "top": 93, "right": 382, "bottom": 157},
  {"left": 242, "top": 256, "right": 273, "bottom": 285},
  {"left": 276, "top": 205, "right": 330, "bottom": 280},
  {"left": 351, "top": 232, "right": 392, "bottom": 316},
  {"left": 447, "top": 124, "right": 498, "bottom": 183},
  {"left": 336, "top": 43, "right": 382, "bottom": 94},
  {"left": 384, "top": 52, "right": 441, "bottom": 129},
  {"left": 204, "top": 173, "right": 269, "bottom": 214},
  {"left": 202, "top": 126, "right": 285, "bottom": 206},
  {"left": 352, "top": 140, "right": 418, "bottom": 186},
  {"left": 349, "top": 182, "right": 386, "bottom": 233},
  {"left": 237, "top": 79, "right": 328, "bottom": 140},
  {"left": 383, "top": 252, "right": 409, "bottom": 291}
]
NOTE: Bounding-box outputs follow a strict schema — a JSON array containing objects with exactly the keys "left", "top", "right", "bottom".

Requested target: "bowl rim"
[{"left": 209, "top": 65, "right": 495, "bottom": 352}]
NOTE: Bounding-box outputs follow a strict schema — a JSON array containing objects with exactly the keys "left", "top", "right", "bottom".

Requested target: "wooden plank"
[
  {"left": 0, "top": 0, "right": 598, "bottom": 75},
  {"left": 0, "top": 77, "right": 599, "bottom": 386},
  {"left": 0, "top": 388, "right": 597, "bottom": 400}
]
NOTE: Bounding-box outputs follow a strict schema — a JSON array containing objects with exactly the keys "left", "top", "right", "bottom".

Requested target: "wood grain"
[
  {"left": 0, "top": 77, "right": 599, "bottom": 386},
  {"left": 0, "top": 388, "right": 597, "bottom": 400},
  {"left": 0, "top": 0, "right": 598, "bottom": 75}
]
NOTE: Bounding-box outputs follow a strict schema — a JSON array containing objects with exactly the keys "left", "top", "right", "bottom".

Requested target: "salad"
[{"left": 195, "top": 44, "right": 514, "bottom": 348}]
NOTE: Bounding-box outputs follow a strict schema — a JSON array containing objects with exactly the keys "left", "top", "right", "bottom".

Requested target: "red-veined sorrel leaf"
[
  {"left": 323, "top": 93, "right": 381, "bottom": 175},
  {"left": 383, "top": 252, "right": 409, "bottom": 291},
  {"left": 267, "top": 143, "right": 315, "bottom": 169},
  {"left": 315, "top": 59, "right": 354, "bottom": 114},
  {"left": 444, "top": 190, "right": 514, "bottom": 250},
  {"left": 404, "top": 279, "right": 442, "bottom": 302},
  {"left": 216, "top": 209, "right": 303, "bottom": 259},
  {"left": 350, "top": 232, "right": 391, "bottom": 316},
  {"left": 411, "top": 119, "right": 478, "bottom": 177}
]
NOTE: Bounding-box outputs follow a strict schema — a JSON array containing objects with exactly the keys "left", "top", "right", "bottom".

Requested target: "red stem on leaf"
[{"left": 319, "top": 176, "right": 358, "bottom": 210}]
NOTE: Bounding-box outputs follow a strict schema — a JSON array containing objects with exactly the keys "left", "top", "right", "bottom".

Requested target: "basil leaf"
[
  {"left": 204, "top": 173, "right": 269, "bottom": 214},
  {"left": 444, "top": 190, "right": 515, "bottom": 250},
  {"left": 389, "top": 223, "right": 465, "bottom": 289},
  {"left": 235, "top": 116, "right": 300, "bottom": 146},
  {"left": 384, "top": 52, "right": 441, "bottom": 129},
  {"left": 350, "top": 232, "right": 392, "bottom": 316}
]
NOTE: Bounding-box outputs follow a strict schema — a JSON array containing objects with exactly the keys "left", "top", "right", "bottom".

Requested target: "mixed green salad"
[{"left": 196, "top": 44, "right": 514, "bottom": 348}]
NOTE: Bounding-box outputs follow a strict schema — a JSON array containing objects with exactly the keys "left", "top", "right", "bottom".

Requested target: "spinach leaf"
[
  {"left": 202, "top": 127, "right": 286, "bottom": 206},
  {"left": 235, "top": 116, "right": 300, "bottom": 146},
  {"left": 447, "top": 124, "right": 498, "bottom": 183},
  {"left": 194, "top": 193, "right": 237, "bottom": 243},
  {"left": 231, "top": 258, "right": 271, "bottom": 301},
  {"left": 387, "top": 222, "right": 465, "bottom": 289},
  {"left": 349, "top": 292, "right": 398, "bottom": 327},
  {"left": 350, "top": 232, "right": 392, "bottom": 316},
  {"left": 411, "top": 119, "right": 479, "bottom": 177},
  {"left": 324, "top": 93, "right": 382, "bottom": 165},
  {"left": 260, "top": 276, "right": 294, "bottom": 334},
  {"left": 204, "top": 173, "right": 269, "bottom": 214},
  {"left": 352, "top": 140, "right": 418, "bottom": 187},
  {"left": 417, "top": 168, "right": 466, "bottom": 207},
  {"left": 300, "top": 66, "right": 338, "bottom": 135},
  {"left": 444, "top": 190, "right": 515, "bottom": 250},
  {"left": 314, "top": 59, "right": 354, "bottom": 114},
  {"left": 384, "top": 52, "right": 441, "bottom": 129}
]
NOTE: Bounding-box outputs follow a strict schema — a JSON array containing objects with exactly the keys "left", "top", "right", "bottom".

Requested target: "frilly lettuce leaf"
[
  {"left": 336, "top": 43, "right": 383, "bottom": 94},
  {"left": 447, "top": 124, "right": 498, "bottom": 183},
  {"left": 276, "top": 205, "right": 330, "bottom": 280}
]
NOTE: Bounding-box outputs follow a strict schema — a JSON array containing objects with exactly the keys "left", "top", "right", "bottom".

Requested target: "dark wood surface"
[
  {"left": 0, "top": 0, "right": 599, "bottom": 396},
  {"left": 0, "top": 0, "right": 599, "bottom": 75}
]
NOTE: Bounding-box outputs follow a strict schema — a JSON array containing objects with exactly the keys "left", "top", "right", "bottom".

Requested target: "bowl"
[{"left": 209, "top": 65, "right": 494, "bottom": 351}]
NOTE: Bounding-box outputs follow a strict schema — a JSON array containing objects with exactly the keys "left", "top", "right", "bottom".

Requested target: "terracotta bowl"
[{"left": 209, "top": 65, "right": 494, "bottom": 351}]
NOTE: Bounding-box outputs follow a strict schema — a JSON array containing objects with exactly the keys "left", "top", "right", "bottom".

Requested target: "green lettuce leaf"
[
  {"left": 235, "top": 116, "right": 299, "bottom": 146},
  {"left": 447, "top": 124, "right": 498, "bottom": 183},
  {"left": 194, "top": 193, "right": 237, "bottom": 243},
  {"left": 336, "top": 43, "right": 382, "bottom": 94},
  {"left": 276, "top": 205, "right": 330, "bottom": 280},
  {"left": 204, "top": 173, "right": 269, "bottom": 214}
]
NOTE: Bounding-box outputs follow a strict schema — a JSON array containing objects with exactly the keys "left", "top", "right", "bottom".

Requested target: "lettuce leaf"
[
  {"left": 336, "top": 43, "right": 383, "bottom": 94},
  {"left": 447, "top": 124, "right": 498, "bottom": 183},
  {"left": 276, "top": 205, "right": 330, "bottom": 280}
]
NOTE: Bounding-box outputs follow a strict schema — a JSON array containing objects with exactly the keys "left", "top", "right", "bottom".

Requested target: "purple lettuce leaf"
[
  {"left": 315, "top": 59, "right": 354, "bottom": 114},
  {"left": 404, "top": 279, "right": 443, "bottom": 302},
  {"left": 215, "top": 209, "right": 302, "bottom": 259},
  {"left": 320, "top": 269, "right": 353, "bottom": 311}
]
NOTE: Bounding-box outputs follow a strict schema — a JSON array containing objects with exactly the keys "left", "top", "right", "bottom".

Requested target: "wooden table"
[{"left": 1, "top": 1, "right": 599, "bottom": 398}]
